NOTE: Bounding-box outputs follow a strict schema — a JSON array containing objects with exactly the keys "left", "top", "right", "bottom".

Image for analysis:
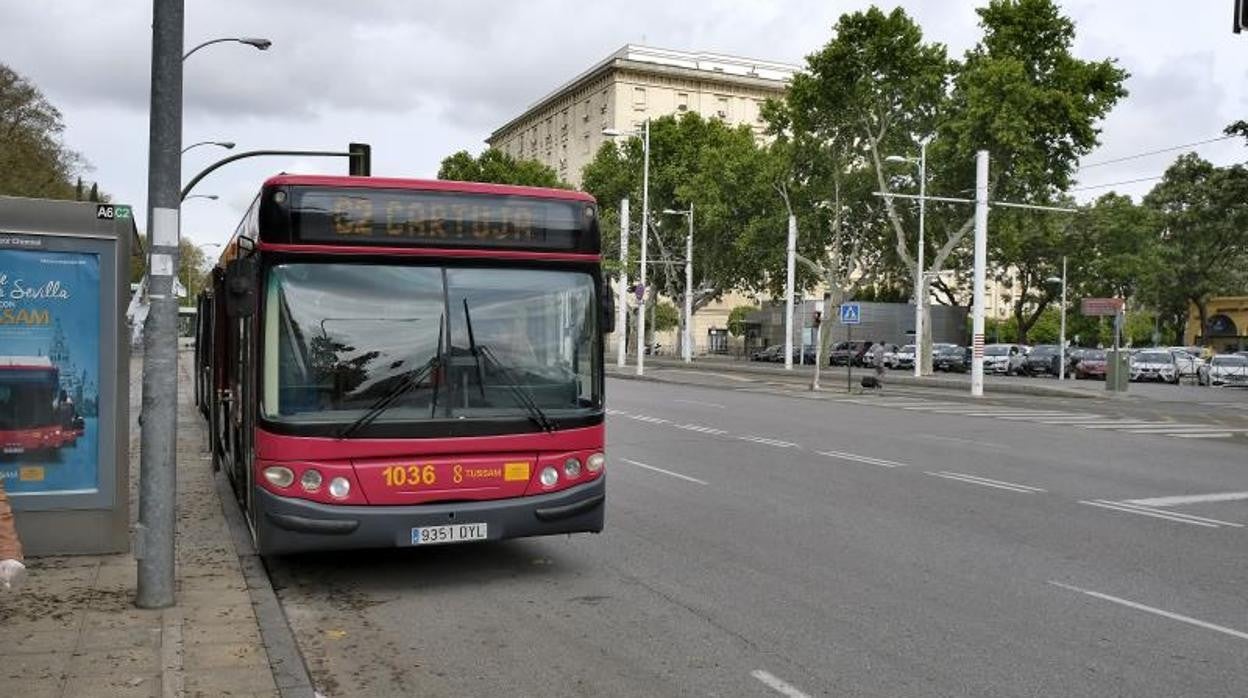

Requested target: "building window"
[
  {"left": 676, "top": 92, "right": 689, "bottom": 112},
  {"left": 583, "top": 99, "right": 591, "bottom": 122},
  {"left": 715, "top": 96, "right": 730, "bottom": 119},
  {"left": 582, "top": 132, "right": 591, "bottom": 155},
  {"left": 633, "top": 86, "right": 647, "bottom": 110},
  {"left": 601, "top": 89, "right": 609, "bottom": 114}
]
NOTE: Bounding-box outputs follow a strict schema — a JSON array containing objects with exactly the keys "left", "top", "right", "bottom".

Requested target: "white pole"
[
  {"left": 784, "top": 214, "right": 796, "bottom": 370},
  {"left": 683, "top": 203, "right": 693, "bottom": 363},
  {"left": 636, "top": 120, "right": 649, "bottom": 376},
  {"left": 1058, "top": 255, "right": 1067, "bottom": 380},
  {"left": 914, "top": 139, "right": 927, "bottom": 378},
  {"left": 971, "top": 150, "right": 989, "bottom": 397},
  {"left": 617, "top": 198, "right": 629, "bottom": 368}
]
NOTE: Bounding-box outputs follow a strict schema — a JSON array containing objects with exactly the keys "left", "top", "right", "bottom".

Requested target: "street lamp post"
[
  {"left": 181, "top": 140, "right": 234, "bottom": 155},
  {"left": 663, "top": 206, "right": 694, "bottom": 363},
  {"left": 182, "top": 36, "right": 271, "bottom": 61},
  {"left": 603, "top": 119, "right": 650, "bottom": 375},
  {"left": 886, "top": 135, "right": 931, "bottom": 378},
  {"left": 1047, "top": 256, "right": 1067, "bottom": 380}
]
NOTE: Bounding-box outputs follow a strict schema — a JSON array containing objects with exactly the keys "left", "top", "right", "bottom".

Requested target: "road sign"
[
  {"left": 839, "top": 303, "right": 861, "bottom": 325},
  {"left": 1080, "top": 297, "right": 1124, "bottom": 316}
]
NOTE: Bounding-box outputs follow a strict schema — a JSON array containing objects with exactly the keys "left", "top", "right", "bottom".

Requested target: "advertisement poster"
[{"left": 0, "top": 248, "right": 101, "bottom": 495}]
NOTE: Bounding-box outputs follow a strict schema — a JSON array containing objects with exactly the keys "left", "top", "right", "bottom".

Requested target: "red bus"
[
  {"left": 196, "top": 175, "right": 611, "bottom": 555},
  {"left": 0, "top": 356, "right": 76, "bottom": 455}
]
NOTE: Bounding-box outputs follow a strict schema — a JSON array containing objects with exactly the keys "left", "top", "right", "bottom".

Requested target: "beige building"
[{"left": 487, "top": 45, "right": 799, "bottom": 355}]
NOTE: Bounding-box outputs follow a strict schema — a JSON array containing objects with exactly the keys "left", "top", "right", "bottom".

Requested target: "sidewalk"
[
  {"left": 2, "top": 355, "right": 295, "bottom": 697},
  {"left": 622, "top": 354, "right": 1107, "bottom": 400}
]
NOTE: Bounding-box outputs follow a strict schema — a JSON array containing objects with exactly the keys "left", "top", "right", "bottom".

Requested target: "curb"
[
  {"left": 634, "top": 358, "right": 1104, "bottom": 400},
  {"left": 215, "top": 469, "right": 318, "bottom": 698}
]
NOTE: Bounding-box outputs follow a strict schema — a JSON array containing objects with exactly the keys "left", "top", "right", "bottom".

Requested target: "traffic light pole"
[{"left": 181, "top": 145, "right": 370, "bottom": 201}]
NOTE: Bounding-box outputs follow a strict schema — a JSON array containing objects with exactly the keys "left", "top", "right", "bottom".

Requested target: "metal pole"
[
  {"left": 811, "top": 297, "right": 825, "bottom": 391},
  {"left": 683, "top": 204, "right": 693, "bottom": 363},
  {"left": 617, "top": 199, "right": 629, "bottom": 367},
  {"left": 971, "top": 150, "right": 989, "bottom": 398},
  {"left": 1058, "top": 255, "right": 1067, "bottom": 381},
  {"left": 915, "top": 139, "right": 927, "bottom": 377},
  {"left": 137, "top": 0, "right": 183, "bottom": 609},
  {"left": 784, "top": 215, "right": 796, "bottom": 370},
  {"left": 636, "top": 120, "right": 649, "bottom": 376}
]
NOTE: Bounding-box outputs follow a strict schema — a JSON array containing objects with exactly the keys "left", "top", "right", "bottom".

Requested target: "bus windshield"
[
  {"left": 262, "top": 263, "right": 600, "bottom": 427},
  {"left": 0, "top": 370, "right": 57, "bottom": 430}
]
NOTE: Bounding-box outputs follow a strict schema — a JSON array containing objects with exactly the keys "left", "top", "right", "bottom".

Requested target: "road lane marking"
[
  {"left": 676, "top": 424, "right": 729, "bottom": 435},
  {"left": 816, "top": 450, "right": 907, "bottom": 468},
  {"left": 1124, "top": 491, "right": 1248, "bottom": 507},
  {"left": 672, "top": 398, "right": 725, "bottom": 408},
  {"left": 619, "top": 458, "right": 707, "bottom": 485},
  {"left": 739, "top": 435, "right": 799, "bottom": 448},
  {"left": 750, "top": 670, "right": 811, "bottom": 698},
  {"left": 912, "top": 433, "right": 1011, "bottom": 450},
  {"left": 1120, "top": 424, "right": 1244, "bottom": 433},
  {"left": 1079, "top": 421, "right": 1171, "bottom": 429},
  {"left": 1077, "top": 500, "right": 1219, "bottom": 527},
  {"left": 630, "top": 415, "right": 669, "bottom": 424},
  {"left": 927, "top": 471, "right": 1046, "bottom": 493},
  {"left": 1100, "top": 500, "right": 1243, "bottom": 527},
  {"left": 1168, "top": 432, "right": 1235, "bottom": 439},
  {"left": 1048, "top": 581, "right": 1248, "bottom": 642}
]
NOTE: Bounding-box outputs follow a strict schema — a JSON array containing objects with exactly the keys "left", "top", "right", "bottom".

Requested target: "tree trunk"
[{"left": 1194, "top": 298, "right": 1209, "bottom": 346}]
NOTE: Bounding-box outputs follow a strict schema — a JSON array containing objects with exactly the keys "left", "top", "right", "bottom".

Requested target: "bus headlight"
[
  {"left": 586, "top": 453, "right": 605, "bottom": 472},
  {"left": 300, "top": 469, "right": 323, "bottom": 492},
  {"left": 263, "top": 466, "right": 295, "bottom": 488},
  {"left": 539, "top": 466, "right": 559, "bottom": 487},
  {"left": 563, "top": 458, "right": 581, "bottom": 479}
]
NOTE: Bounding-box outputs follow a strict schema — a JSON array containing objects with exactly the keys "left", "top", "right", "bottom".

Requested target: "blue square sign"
[{"left": 839, "top": 303, "right": 861, "bottom": 325}]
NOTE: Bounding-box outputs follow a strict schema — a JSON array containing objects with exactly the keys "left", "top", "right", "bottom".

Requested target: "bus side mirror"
[
  {"left": 601, "top": 284, "right": 616, "bottom": 334},
  {"left": 224, "top": 256, "right": 258, "bottom": 319}
]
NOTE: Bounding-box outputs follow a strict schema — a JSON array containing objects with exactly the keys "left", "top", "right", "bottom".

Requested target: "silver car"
[
  {"left": 1130, "top": 350, "right": 1178, "bottom": 383},
  {"left": 1197, "top": 354, "right": 1248, "bottom": 387},
  {"left": 982, "top": 344, "right": 1026, "bottom": 375}
]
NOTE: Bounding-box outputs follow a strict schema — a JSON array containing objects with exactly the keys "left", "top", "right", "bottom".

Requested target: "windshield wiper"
[
  {"left": 336, "top": 315, "right": 444, "bottom": 439},
  {"left": 461, "top": 298, "right": 557, "bottom": 433}
]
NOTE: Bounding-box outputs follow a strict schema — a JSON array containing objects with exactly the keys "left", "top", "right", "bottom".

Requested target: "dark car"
[
  {"left": 1073, "top": 349, "right": 1107, "bottom": 379},
  {"left": 1023, "top": 345, "right": 1062, "bottom": 376},
  {"left": 751, "top": 344, "right": 783, "bottom": 362},
  {"left": 933, "top": 344, "right": 970, "bottom": 373},
  {"left": 828, "top": 341, "right": 871, "bottom": 366}
]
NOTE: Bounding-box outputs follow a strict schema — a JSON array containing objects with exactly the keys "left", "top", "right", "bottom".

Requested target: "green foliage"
[
  {"left": 581, "top": 112, "right": 781, "bottom": 309},
  {"left": 726, "top": 305, "right": 756, "bottom": 337},
  {"left": 0, "top": 63, "right": 88, "bottom": 200},
  {"left": 437, "top": 148, "right": 567, "bottom": 189},
  {"left": 652, "top": 301, "right": 679, "bottom": 333}
]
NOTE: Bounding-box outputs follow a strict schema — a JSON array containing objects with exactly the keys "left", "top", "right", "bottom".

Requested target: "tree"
[
  {"left": 582, "top": 112, "right": 779, "bottom": 349},
  {"left": 0, "top": 63, "right": 85, "bottom": 199},
  {"left": 726, "top": 305, "right": 756, "bottom": 337},
  {"left": 1142, "top": 153, "right": 1248, "bottom": 343},
  {"left": 437, "top": 148, "right": 566, "bottom": 188},
  {"left": 652, "top": 301, "right": 679, "bottom": 334}
]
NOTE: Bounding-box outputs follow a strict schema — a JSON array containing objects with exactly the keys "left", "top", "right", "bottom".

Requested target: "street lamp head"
[
  {"left": 884, "top": 155, "right": 913, "bottom": 164},
  {"left": 661, "top": 208, "right": 688, "bottom": 216},
  {"left": 1045, "top": 276, "right": 1062, "bottom": 284},
  {"left": 601, "top": 128, "right": 624, "bottom": 137},
  {"left": 240, "top": 37, "right": 272, "bottom": 50},
  {"left": 218, "top": 141, "right": 236, "bottom": 149}
]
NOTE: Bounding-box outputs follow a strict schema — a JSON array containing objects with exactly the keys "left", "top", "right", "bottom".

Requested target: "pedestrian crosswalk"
[{"left": 837, "top": 397, "right": 1247, "bottom": 440}]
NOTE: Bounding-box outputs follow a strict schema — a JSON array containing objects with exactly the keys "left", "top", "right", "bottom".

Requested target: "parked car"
[
  {"left": 933, "top": 344, "right": 970, "bottom": 373},
  {"left": 1023, "top": 344, "right": 1062, "bottom": 376},
  {"left": 1130, "top": 350, "right": 1178, "bottom": 383},
  {"left": 1197, "top": 354, "right": 1248, "bottom": 387},
  {"left": 1073, "top": 349, "right": 1108, "bottom": 380},
  {"left": 982, "top": 343, "right": 1026, "bottom": 375},
  {"left": 751, "top": 344, "right": 784, "bottom": 362},
  {"left": 894, "top": 344, "right": 916, "bottom": 370},
  {"left": 828, "top": 341, "right": 871, "bottom": 366},
  {"left": 863, "top": 343, "right": 900, "bottom": 368},
  {"left": 1166, "top": 348, "right": 1205, "bottom": 381}
]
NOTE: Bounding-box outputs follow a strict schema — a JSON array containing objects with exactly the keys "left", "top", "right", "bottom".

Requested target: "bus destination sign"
[{"left": 287, "top": 187, "right": 592, "bottom": 251}]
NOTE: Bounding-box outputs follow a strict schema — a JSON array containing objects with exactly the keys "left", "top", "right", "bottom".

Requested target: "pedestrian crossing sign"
[{"left": 839, "top": 303, "right": 861, "bottom": 325}]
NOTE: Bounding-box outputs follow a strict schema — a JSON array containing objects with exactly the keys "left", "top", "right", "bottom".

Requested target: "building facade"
[{"left": 487, "top": 44, "right": 799, "bottom": 188}]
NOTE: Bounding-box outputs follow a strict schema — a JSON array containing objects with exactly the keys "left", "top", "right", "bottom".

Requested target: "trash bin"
[{"left": 1105, "top": 350, "right": 1130, "bottom": 392}]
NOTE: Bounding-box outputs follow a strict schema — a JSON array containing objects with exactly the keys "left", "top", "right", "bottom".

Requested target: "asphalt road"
[{"left": 266, "top": 377, "right": 1248, "bottom": 697}]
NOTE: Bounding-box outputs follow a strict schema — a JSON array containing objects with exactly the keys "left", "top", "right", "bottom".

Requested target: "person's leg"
[{"left": 0, "top": 484, "right": 22, "bottom": 562}]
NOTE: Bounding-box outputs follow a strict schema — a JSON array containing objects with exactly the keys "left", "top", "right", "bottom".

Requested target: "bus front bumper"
[{"left": 254, "top": 476, "right": 605, "bottom": 556}]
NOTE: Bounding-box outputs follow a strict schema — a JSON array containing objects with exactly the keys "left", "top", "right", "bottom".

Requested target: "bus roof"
[
  {"left": 0, "top": 356, "right": 54, "bottom": 369},
  {"left": 262, "top": 174, "right": 596, "bottom": 203}
]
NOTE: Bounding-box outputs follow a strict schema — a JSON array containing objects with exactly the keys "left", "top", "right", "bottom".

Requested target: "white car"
[
  {"left": 982, "top": 343, "right": 1026, "bottom": 375},
  {"left": 1197, "top": 354, "right": 1248, "bottom": 387},
  {"left": 1166, "top": 347, "right": 1205, "bottom": 380},
  {"left": 1130, "top": 350, "right": 1178, "bottom": 383},
  {"left": 893, "top": 344, "right": 916, "bottom": 369}
]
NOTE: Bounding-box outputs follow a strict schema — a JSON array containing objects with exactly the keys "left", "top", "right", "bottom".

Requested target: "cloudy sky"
[{"left": 4, "top": 1, "right": 1247, "bottom": 250}]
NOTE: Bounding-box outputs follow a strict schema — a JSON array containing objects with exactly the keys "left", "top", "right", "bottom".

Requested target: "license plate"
[
  {"left": 3, "top": 447, "right": 23, "bottom": 454},
  {"left": 410, "top": 523, "right": 488, "bottom": 546}
]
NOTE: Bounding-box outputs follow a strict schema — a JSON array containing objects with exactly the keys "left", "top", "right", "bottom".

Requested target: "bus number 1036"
[{"left": 383, "top": 464, "right": 436, "bottom": 487}]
